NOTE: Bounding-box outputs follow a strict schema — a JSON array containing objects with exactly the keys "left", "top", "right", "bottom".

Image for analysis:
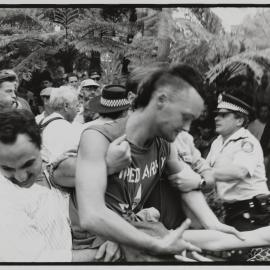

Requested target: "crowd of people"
[{"left": 1, "top": 63, "right": 270, "bottom": 262}]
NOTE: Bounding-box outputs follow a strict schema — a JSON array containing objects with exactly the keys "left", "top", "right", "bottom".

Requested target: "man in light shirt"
[
  {"left": 40, "top": 86, "right": 81, "bottom": 162},
  {"left": 0, "top": 109, "right": 124, "bottom": 262},
  {"left": 0, "top": 109, "right": 72, "bottom": 262}
]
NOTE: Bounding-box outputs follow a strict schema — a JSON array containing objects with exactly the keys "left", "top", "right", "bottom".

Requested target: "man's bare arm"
[
  {"left": 165, "top": 145, "right": 242, "bottom": 239},
  {"left": 75, "top": 130, "right": 200, "bottom": 255},
  {"left": 53, "top": 134, "right": 131, "bottom": 187},
  {"left": 183, "top": 226, "right": 270, "bottom": 251}
]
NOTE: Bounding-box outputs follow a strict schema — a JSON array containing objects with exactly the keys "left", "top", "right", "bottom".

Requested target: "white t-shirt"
[{"left": 0, "top": 174, "right": 72, "bottom": 262}]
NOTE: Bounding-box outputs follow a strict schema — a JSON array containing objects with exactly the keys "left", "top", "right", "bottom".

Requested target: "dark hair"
[
  {"left": 67, "top": 73, "right": 78, "bottom": 79},
  {"left": 99, "top": 110, "right": 127, "bottom": 120},
  {"left": 0, "top": 76, "right": 17, "bottom": 86},
  {"left": 126, "top": 63, "right": 169, "bottom": 95},
  {"left": 0, "top": 109, "right": 41, "bottom": 149},
  {"left": 233, "top": 111, "right": 250, "bottom": 128},
  {"left": 133, "top": 63, "right": 203, "bottom": 109}
]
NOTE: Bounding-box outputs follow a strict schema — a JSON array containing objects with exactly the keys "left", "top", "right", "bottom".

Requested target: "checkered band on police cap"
[
  {"left": 87, "top": 84, "right": 130, "bottom": 114},
  {"left": 100, "top": 97, "right": 130, "bottom": 108},
  {"left": 217, "top": 93, "right": 252, "bottom": 115}
]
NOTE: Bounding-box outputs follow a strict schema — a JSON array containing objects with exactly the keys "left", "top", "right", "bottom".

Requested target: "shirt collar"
[
  {"left": 218, "top": 127, "right": 248, "bottom": 146},
  {"left": 45, "top": 112, "right": 64, "bottom": 121}
]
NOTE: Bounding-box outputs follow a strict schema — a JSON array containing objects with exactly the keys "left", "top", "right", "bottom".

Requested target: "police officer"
[{"left": 207, "top": 92, "right": 270, "bottom": 232}]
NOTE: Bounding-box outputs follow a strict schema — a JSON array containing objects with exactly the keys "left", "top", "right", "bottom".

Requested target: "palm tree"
[{"left": 0, "top": 7, "right": 131, "bottom": 81}]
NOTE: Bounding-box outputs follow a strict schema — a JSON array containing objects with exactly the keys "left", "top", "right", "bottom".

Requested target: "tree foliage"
[
  {"left": 0, "top": 7, "right": 249, "bottom": 84},
  {"left": 190, "top": 7, "right": 224, "bottom": 34},
  {"left": 234, "top": 8, "right": 270, "bottom": 50}
]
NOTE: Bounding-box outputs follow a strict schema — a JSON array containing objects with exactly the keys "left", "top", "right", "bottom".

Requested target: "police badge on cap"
[{"left": 217, "top": 93, "right": 253, "bottom": 116}]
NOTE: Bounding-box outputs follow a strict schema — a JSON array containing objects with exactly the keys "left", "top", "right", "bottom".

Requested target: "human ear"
[
  {"left": 236, "top": 117, "right": 244, "bottom": 127},
  {"left": 156, "top": 93, "right": 168, "bottom": 109},
  {"left": 64, "top": 103, "right": 69, "bottom": 112}
]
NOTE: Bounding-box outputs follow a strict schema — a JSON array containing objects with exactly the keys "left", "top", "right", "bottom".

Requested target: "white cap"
[{"left": 80, "top": 79, "right": 99, "bottom": 88}]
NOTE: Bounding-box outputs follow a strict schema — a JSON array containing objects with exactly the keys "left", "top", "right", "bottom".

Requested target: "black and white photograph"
[{"left": 1, "top": 1, "right": 270, "bottom": 265}]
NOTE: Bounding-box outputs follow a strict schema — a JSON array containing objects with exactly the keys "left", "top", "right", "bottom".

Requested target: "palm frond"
[
  {"left": 206, "top": 48, "right": 270, "bottom": 85},
  {"left": 0, "top": 8, "right": 52, "bottom": 32}
]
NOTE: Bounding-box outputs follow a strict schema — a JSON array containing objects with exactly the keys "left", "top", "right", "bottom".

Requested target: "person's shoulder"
[
  {"left": 84, "top": 117, "right": 127, "bottom": 142},
  {"left": 42, "top": 113, "right": 70, "bottom": 132},
  {"left": 244, "top": 129, "right": 260, "bottom": 144}
]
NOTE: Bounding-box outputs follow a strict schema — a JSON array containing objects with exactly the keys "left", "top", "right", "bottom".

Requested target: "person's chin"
[
  {"left": 215, "top": 126, "right": 222, "bottom": 133},
  {"left": 11, "top": 178, "right": 35, "bottom": 189}
]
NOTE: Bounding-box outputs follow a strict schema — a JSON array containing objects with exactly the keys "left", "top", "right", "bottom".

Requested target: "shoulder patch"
[{"left": 241, "top": 140, "right": 254, "bottom": 153}]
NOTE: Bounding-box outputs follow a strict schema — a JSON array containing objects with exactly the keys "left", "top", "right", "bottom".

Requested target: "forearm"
[
  {"left": 181, "top": 190, "right": 219, "bottom": 228},
  {"left": 72, "top": 249, "right": 97, "bottom": 262},
  {"left": 183, "top": 227, "right": 270, "bottom": 251},
  {"left": 76, "top": 162, "right": 160, "bottom": 255},
  {"left": 80, "top": 204, "right": 159, "bottom": 254},
  {"left": 212, "top": 165, "right": 248, "bottom": 182}
]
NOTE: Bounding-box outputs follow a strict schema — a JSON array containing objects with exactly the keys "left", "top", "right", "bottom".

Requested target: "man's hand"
[
  {"left": 207, "top": 221, "right": 245, "bottom": 241},
  {"left": 95, "top": 241, "right": 122, "bottom": 262},
  {"left": 175, "top": 250, "right": 213, "bottom": 262},
  {"left": 106, "top": 134, "right": 131, "bottom": 175},
  {"left": 154, "top": 219, "right": 201, "bottom": 255},
  {"left": 168, "top": 167, "right": 202, "bottom": 192}
]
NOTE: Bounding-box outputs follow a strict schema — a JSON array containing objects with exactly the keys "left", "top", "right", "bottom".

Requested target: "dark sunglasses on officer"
[{"left": 214, "top": 110, "right": 235, "bottom": 118}]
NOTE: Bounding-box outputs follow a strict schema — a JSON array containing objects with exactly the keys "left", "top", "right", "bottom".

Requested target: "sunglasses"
[
  {"left": 214, "top": 110, "right": 234, "bottom": 118},
  {"left": 91, "top": 77, "right": 100, "bottom": 81}
]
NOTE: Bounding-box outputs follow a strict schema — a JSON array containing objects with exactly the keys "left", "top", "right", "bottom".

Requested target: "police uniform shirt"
[{"left": 207, "top": 127, "right": 269, "bottom": 202}]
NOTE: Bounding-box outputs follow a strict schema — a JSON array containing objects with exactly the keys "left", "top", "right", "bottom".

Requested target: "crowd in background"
[{"left": 1, "top": 63, "right": 270, "bottom": 262}]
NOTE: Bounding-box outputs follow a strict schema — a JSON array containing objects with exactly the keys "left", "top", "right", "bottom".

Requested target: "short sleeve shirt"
[{"left": 207, "top": 128, "right": 269, "bottom": 202}]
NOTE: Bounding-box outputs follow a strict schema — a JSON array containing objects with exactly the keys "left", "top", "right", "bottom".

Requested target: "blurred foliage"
[
  {"left": 234, "top": 8, "right": 270, "bottom": 50},
  {"left": 1, "top": 6, "right": 268, "bottom": 94},
  {"left": 190, "top": 7, "right": 224, "bottom": 34}
]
